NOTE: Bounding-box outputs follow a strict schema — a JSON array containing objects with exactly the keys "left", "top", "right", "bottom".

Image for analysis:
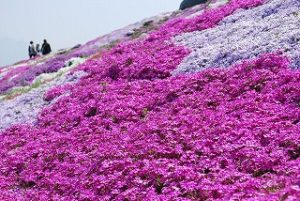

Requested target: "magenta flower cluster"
[
  {"left": 0, "top": 65, "right": 31, "bottom": 93},
  {"left": 0, "top": 47, "right": 97, "bottom": 95},
  {"left": 76, "top": 0, "right": 264, "bottom": 82},
  {"left": 0, "top": 55, "right": 72, "bottom": 94},
  {"left": 4, "top": 0, "right": 300, "bottom": 200},
  {"left": 1, "top": 54, "right": 300, "bottom": 200}
]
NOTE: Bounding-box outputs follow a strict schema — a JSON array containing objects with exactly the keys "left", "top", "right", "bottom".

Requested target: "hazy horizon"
[{"left": 0, "top": 0, "right": 180, "bottom": 66}]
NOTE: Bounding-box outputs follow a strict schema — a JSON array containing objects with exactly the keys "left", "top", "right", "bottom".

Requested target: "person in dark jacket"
[
  {"left": 180, "top": 0, "right": 209, "bottom": 10},
  {"left": 28, "top": 41, "right": 37, "bottom": 59},
  {"left": 41, "top": 39, "right": 52, "bottom": 55}
]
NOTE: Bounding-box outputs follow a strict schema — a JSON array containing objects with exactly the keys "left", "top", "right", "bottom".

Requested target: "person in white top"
[{"left": 28, "top": 41, "right": 37, "bottom": 59}]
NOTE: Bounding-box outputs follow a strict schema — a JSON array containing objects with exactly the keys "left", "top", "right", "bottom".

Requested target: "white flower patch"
[
  {"left": 173, "top": 0, "right": 300, "bottom": 75},
  {"left": 208, "top": 0, "right": 229, "bottom": 9},
  {"left": 0, "top": 70, "right": 87, "bottom": 132},
  {"left": 31, "top": 57, "right": 86, "bottom": 84}
]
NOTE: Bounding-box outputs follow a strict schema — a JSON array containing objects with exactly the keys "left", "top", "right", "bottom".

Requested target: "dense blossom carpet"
[{"left": 0, "top": 0, "right": 300, "bottom": 200}]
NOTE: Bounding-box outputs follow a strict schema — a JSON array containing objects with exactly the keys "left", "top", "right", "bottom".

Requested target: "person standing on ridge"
[
  {"left": 36, "top": 43, "right": 41, "bottom": 55},
  {"left": 28, "top": 41, "right": 37, "bottom": 59},
  {"left": 41, "top": 39, "right": 52, "bottom": 55}
]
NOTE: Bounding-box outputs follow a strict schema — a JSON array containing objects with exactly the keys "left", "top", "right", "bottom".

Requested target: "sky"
[{"left": 0, "top": 0, "right": 180, "bottom": 66}]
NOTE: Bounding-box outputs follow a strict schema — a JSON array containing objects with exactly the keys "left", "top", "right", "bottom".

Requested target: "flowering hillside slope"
[
  {"left": 1, "top": 0, "right": 300, "bottom": 200},
  {"left": 174, "top": 0, "right": 300, "bottom": 74}
]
